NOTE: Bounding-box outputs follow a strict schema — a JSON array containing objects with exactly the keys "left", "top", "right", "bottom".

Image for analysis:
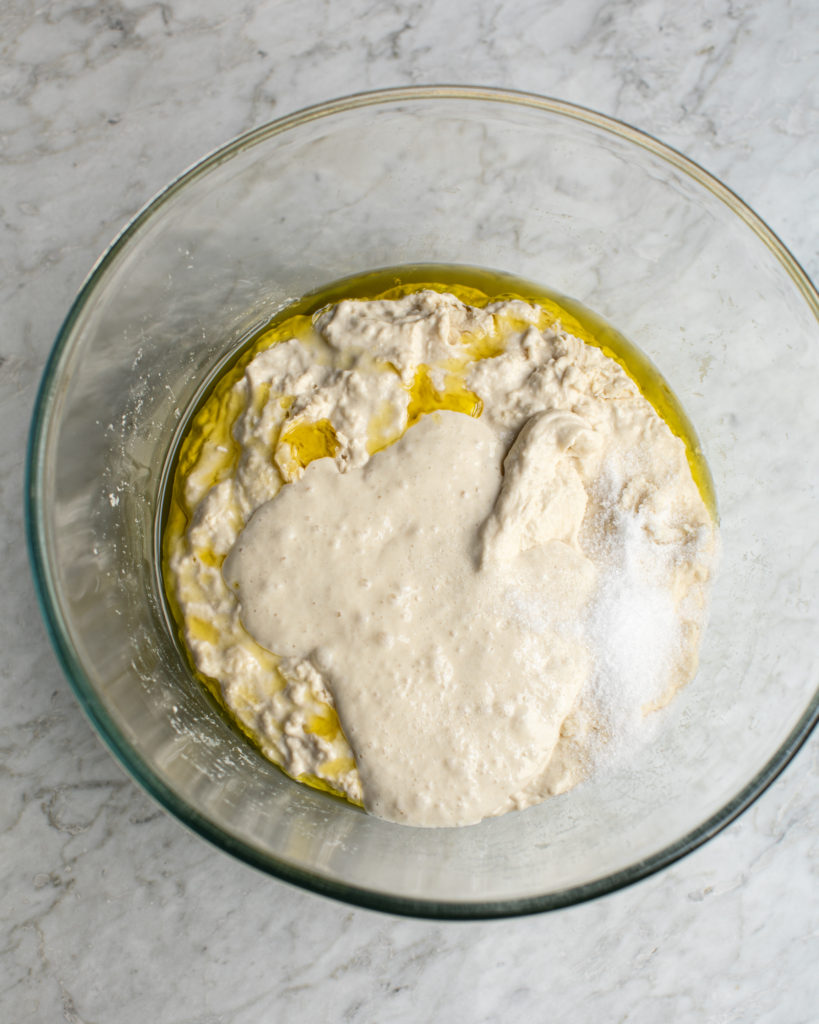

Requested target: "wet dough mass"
[{"left": 165, "top": 287, "right": 717, "bottom": 827}]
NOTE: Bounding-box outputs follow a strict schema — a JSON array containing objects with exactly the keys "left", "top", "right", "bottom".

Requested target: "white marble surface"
[{"left": 2, "top": 1, "right": 818, "bottom": 1021}]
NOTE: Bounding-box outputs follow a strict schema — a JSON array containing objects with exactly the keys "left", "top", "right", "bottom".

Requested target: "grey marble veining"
[{"left": 2, "top": 1, "right": 817, "bottom": 1022}]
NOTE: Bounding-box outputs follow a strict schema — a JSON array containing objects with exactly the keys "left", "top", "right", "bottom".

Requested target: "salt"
[
  {"left": 579, "top": 467, "right": 686, "bottom": 771},
  {"left": 586, "top": 518, "right": 681, "bottom": 732}
]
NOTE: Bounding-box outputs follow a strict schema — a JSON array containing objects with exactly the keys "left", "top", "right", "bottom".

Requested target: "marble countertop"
[{"left": 3, "top": 1, "right": 817, "bottom": 1021}]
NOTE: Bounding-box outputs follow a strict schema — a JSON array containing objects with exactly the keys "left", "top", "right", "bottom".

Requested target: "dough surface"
[{"left": 166, "top": 288, "right": 717, "bottom": 826}]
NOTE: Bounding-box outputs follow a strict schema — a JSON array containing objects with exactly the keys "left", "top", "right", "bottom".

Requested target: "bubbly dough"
[{"left": 166, "top": 289, "right": 717, "bottom": 826}]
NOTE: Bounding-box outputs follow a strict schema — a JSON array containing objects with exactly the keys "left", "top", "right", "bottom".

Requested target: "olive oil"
[
  {"left": 279, "top": 417, "right": 341, "bottom": 470},
  {"left": 161, "top": 264, "right": 717, "bottom": 804},
  {"left": 164, "top": 264, "right": 715, "bottom": 544}
]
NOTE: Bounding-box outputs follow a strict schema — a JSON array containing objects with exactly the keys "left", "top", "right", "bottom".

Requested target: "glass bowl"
[{"left": 27, "top": 86, "right": 819, "bottom": 918}]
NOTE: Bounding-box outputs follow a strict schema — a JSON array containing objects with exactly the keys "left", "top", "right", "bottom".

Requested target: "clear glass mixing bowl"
[{"left": 27, "top": 87, "right": 819, "bottom": 918}]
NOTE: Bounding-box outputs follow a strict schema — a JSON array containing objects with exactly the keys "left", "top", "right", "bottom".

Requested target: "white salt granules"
[
  {"left": 562, "top": 458, "right": 691, "bottom": 776},
  {"left": 585, "top": 513, "right": 682, "bottom": 744}
]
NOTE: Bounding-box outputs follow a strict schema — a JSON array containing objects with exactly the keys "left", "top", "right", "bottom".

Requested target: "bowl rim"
[{"left": 26, "top": 84, "right": 819, "bottom": 920}]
